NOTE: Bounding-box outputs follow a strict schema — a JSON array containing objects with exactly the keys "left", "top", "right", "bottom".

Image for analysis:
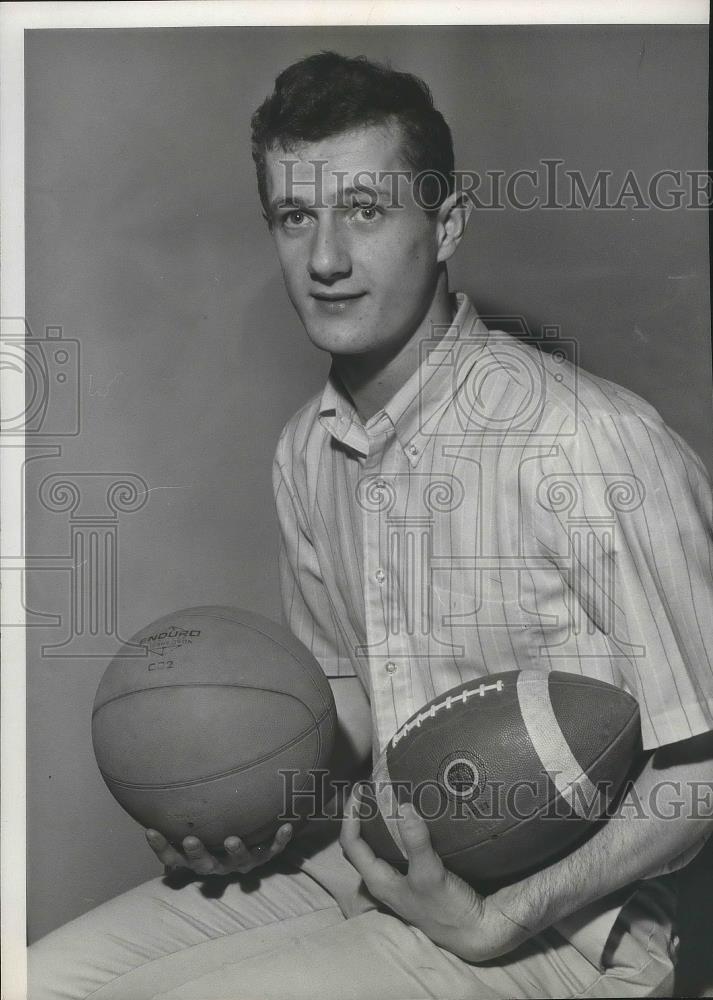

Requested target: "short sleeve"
[
  {"left": 272, "top": 436, "right": 357, "bottom": 678},
  {"left": 536, "top": 412, "right": 713, "bottom": 751}
]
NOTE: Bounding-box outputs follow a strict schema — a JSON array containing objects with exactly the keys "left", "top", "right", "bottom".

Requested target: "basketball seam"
[
  {"left": 148, "top": 608, "right": 334, "bottom": 712},
  {"left": 96, "top": 703, "right": 334, "bottom": 789},
  {"left": 92, "top": 683, "right": 326, "bottom": 719}
]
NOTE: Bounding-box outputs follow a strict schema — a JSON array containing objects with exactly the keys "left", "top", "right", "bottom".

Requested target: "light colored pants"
[{"left": 28, "top": 823, "right": 677, "bottom": 1000}]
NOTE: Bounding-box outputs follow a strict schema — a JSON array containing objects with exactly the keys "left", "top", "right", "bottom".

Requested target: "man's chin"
[{"left": 299, "top": 322, "right": 369, "bottom": 356}]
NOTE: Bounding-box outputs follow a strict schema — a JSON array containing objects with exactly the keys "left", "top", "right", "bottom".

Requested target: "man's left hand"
[{"left": 339, "top": 783, "right": 528, "bottom": 962}]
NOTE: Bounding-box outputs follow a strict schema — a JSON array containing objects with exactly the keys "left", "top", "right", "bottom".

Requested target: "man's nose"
[{"left": 308, "top": 219, "right": 351, "bottom": 282}]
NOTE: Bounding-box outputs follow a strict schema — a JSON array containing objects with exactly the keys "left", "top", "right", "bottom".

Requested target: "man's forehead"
[{"left": 264, "top": 123, "right": 411, "bottom": 198}]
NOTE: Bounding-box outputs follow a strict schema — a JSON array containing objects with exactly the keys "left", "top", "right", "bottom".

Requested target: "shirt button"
[
  {"left": 408, "top": 444, "right": 419, "bottom": 457},
  {"left": 385, "top": 661, "right": 397, "bottom": 674},
  {"left": 375, "top": 568, "right": 385, "bottom": 583}
]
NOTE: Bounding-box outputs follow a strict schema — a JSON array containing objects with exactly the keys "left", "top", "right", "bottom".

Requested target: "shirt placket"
[{"left": 360, "top": 420, "right": 415, "bottom": 753}]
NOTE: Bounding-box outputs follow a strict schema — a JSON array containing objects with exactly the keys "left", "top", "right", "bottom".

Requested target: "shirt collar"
[{"left": 318, "top": 293, "right": 490, "bottom": 464}]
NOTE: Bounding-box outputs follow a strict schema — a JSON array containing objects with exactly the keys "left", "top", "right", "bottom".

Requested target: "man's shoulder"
[
  {"left": 515, "top": 339, "right": 709, "bottom": 479},
  {"left": 476, "top": 327, "right": 708, "bottom": 473},
  {"left": 483, "top": 328, "right": 668, "bottom": 432},
  {"left": 273, "top": 390, "right": 325, "bottom": 471},
  {"left": 548, "top": 356, "right": 664, "bottom": 430}
]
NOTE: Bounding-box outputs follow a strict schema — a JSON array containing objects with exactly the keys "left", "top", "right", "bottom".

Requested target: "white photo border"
[{"left": 1, "top": 3, "right": 709, "bottom": 998}]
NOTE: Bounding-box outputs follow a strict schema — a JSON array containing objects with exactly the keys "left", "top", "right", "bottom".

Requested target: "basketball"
[
  {"left": 359, "top": 669, "right": 641, "bottom": 890},
  {"left": 92, "top": 606, "right": 337, "bottom": 851}
]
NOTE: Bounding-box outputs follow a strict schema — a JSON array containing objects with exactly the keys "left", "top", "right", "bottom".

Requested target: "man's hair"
[{"left": 251, "top": 51, "right": 455, "bottom": 213}]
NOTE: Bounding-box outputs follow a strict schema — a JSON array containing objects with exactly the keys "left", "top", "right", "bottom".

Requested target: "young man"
[{"left": 30, "top": 52, "right": 713, "bottom": 999}]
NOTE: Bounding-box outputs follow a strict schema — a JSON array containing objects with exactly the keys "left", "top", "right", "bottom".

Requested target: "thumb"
[{"left": 397, "top": 803, "right": 444, "bottom": 878}]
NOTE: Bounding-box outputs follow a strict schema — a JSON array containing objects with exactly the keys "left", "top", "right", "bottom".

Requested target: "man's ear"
[{"left": 435, "top": 190, "right": 472, "bottom": 264}]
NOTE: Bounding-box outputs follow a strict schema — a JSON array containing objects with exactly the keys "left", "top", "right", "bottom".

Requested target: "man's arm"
[
  {"left": 340, "top": 728, "right": 713, "bottom": 963},
  {"left": 273, "top": 437, "right": 373, "bottom": 777},
  {"left": 488, "top": 729, "right": 713, "bottom": 953},
  {"left": 329, "top": 676, "right": 373, "bottom": 781}
]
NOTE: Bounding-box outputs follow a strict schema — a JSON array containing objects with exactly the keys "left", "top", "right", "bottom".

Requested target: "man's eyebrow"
[
  {"left": 340, "top": 182, "right": 391, "bottom": 198},
  {"left": 268, "top": 195, "right": 308, "bottom": 212},
  {"left": 268, "top": 181, "right": 393, "bottom": 214}
]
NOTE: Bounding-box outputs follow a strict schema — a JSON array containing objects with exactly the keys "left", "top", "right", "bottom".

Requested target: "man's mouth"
[{"left": 310, "top": 291, "right": 366, "bottom": 313}]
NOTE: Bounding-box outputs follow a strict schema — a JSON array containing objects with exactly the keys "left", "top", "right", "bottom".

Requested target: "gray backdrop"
[{"left": 25, "top": 25, "right": 710, "bottom": 944}]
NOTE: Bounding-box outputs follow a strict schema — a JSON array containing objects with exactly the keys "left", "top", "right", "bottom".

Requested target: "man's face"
[{"left": 264, "top": 124, "right": 443, "bottom": 357}]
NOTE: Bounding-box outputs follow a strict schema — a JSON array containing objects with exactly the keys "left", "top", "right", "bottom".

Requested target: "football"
[{"left": 358, "top": 669, "right": 642, "bottom": 889}]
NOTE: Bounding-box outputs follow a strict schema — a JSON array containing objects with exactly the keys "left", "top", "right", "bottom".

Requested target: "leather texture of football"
[{"left": 358, "top": 669, "right": 642, "bottom": 890}]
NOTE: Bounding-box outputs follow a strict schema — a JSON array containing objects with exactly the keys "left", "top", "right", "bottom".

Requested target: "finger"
[
  {"left": 397, "top": 803, "right": 445, "bottom": 887},
  {"left": 223, "top": 836, "right": 257, "bottom": 871},
  {"left": 182, "top": 836, "right": 220, "bottom": 875},
  {"left": 340, "top": 786, "right": 404, "bottom": 899},
  {"left": 265, "top": 823, "right": 293, "bottom": 856},
  {"left": 145, "top": 829, "right": 186, "bottom": 869},
  {"left": 339, "top": 783, "right": 371, "bottom": 861},
  {"left": 340, "top": 783, "right": 362, "bottom": 838}
]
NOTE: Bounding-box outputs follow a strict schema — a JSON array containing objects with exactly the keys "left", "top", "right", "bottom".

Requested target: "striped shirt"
[
  {"left": 273, "top": 290, "right": 713, "bottom": 951},
  {"left": 273, "top": 292, "right": 713, "bottom": 766}
]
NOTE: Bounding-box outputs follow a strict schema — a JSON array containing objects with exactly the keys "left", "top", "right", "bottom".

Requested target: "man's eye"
[
  {"left": 283, "top": 210, "right": 309, "bottom": 227},
  {"left": 355, "top": 205, "right": 380, "bottom": 221}
]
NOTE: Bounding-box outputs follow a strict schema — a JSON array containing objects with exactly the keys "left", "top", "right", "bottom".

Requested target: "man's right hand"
[{"left": 145, "top": 824, "right": 294, "bottom": 876}]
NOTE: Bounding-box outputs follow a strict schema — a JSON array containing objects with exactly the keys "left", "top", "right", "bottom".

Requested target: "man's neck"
[{"left": 332, "top": 280, "right": 458, "bottom": 423}]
